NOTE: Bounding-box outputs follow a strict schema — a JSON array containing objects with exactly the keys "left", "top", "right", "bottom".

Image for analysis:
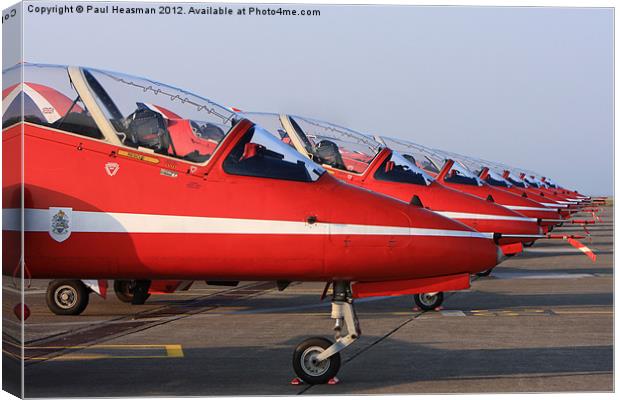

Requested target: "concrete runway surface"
[{"left": 2, "top": 206, "right": 613, "bottom": 396}]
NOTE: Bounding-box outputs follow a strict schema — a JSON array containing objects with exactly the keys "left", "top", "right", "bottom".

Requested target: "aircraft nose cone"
[
  {"left": 323, "top": 179, "right": 499, "bottom": 280},
  {"left": 402, "top": 207, "right": 501, "bottom": 277}
]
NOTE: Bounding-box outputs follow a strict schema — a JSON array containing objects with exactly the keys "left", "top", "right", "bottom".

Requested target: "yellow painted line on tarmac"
[
  {"left": 24, "top": 344, "right": 184, "bottom": 361},
  {"left": 25, "top": 344, "right": 176, "bottom": 349},
  {"left": 165, "top": 344, "right": 184, "bottom": 357}
]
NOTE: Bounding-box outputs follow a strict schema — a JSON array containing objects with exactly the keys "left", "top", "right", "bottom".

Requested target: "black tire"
[
  {"left": 414, "top": 292, "right": 444, "bottom": 311},
  {"left": 476, "top": 268, "right": 494, "bottom": 277},
  {"left": 292, "top": 337, "right": 340, "bottom": 384},
  {"left": 523, "top": 241, "right": 535, "bottom": 248},
  {"left": 113, "top": 280, "right": 151, "bottom": 304},
  {"left": 46, "top": 280, "right": 89, "bottom": 315},
  {"left": 114, "top": 280, "right": 135, "bottom": 303}
]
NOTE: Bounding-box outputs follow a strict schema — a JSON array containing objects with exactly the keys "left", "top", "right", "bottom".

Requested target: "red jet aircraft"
[
  {"left": 241, "top": 113, "right": 548, "bottom": 267},
  {"left": 381, "top": 145, "right": 598, "bottom": 260},
  {"left": 3, "top": 63, "right": 503, "bottom": 383},
  {"left": 437, "top": 154, "right": 578, "bottom": 215},
  {"left": 378, "top": 137, "right": 565, "bottom": 234},
  {"left": 455, "top": 155, "right": 590, "bottom": 209}
]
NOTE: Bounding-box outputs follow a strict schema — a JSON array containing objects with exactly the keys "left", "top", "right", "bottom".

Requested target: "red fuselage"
[
  {"left": 482, "top": 183, "right": 570, "bottom": 219},
  {"left": 321, "top": 149, "right": 541, "bottom": 245},
  {"left": 437, "top": 181, "right": 561, "bottom": 229},
  {"left": 3, "top": 121, "right": 500, "bottom": 282},
  {"left": 433, "top": 162, "right": 562, "bottom": 230}
]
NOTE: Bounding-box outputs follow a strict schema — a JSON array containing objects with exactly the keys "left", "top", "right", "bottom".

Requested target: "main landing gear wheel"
[
  {"left": 292, "top": 281, "right": 359, "bottom": 384},
  {"left": 114, "top": 280, "right": 151, "bottom": 304},
  {"left": 475, "top": 268, "right": 494, "bottom": 277},
  {"left": 46, "top": 280, "right": 89, "bottom": 315},
  {"left": 414, "top": 292, "right": 444, "bottom": 311},
  {"left": 293, "top": 337, "right": 341, "bottom": 385}
]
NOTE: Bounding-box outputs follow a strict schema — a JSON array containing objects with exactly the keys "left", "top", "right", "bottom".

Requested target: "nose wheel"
[
  {"left": 293, "top": 337, "right": 341, "bottom": 384},
  {"left": 292, "top": 281, "right": 359, "bottom": 384},
  {"left": 413, "top": 292, "right": 444, "bottom": 311}
]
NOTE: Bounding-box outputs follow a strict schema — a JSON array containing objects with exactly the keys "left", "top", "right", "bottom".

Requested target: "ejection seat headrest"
[
  {"left": 126, "top": 108, "right": 170, "bottom": 153},
  {"left": 315, "top": 139, "right": 346, "bottom": 170}
]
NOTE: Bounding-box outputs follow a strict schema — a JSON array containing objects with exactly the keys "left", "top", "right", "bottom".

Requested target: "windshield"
[
  {"left": 544, "top": 177, "right": 558, "bottom": 188},
  {"left": 443, "top": 160, "right": 482, "bottom": 186},
  {"left": 374, "top": 151, "right": 433, "bottom": 186},
  {"left": 505, "top": 172, "right": 528, "bottom": 188},
  {"left": 241, "top": 112, "right": 297, "bottom": 148},
  {"left": 222, "top": 124, "right": 325, "bottom": 182},
  {"left": 379, "top": 137, "right": 442, "bottom": 174},
  {"left": 484, "top": 169, "right": 511, "bottom": 187},
  {"left": 287, "top": 116, "right": 381, "bottom": 174},
  {"left": 520, "top": 175, "right": 540, "bottom": 188},
  {"left": 3, "top": 63, "right": 104, "bottom": 139},
  {"left": 82, "top": 67, "right": 237, "bottom": 163},
  {"left": 526, "top": 174, "right": 548, "bottom": 188},
  {"left": 452, "top": 156, "right": 484, "bottom": 176}
]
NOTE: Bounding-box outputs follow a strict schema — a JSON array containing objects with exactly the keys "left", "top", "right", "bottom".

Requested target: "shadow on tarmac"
[{"left": 22, "top": 336, "right": 612, "bottom": 397}]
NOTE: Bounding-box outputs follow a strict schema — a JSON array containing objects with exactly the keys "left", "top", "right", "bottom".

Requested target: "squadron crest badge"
[{"left": 49, "top": 207, "right": 72, "bottom": 242}]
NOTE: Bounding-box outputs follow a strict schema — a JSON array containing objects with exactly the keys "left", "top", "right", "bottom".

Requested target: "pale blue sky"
[{"left": 16, "top": 2, "right": 613, "bottom": 194}]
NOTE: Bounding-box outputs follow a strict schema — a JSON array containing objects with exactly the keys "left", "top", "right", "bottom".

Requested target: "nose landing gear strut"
[{"left": 292, "top": 281, "right": 360, "bottom": 384}]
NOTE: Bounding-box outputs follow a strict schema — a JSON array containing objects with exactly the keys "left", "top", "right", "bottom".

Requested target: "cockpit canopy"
[
  {"left": 483, "top": 169, "right": 512, "bottom": 187},
  {"left": 83, "top": 67, "right": 238, "bottom": 163},
  {"left": 442, "top": 160, "right": 484, "bottom": 186},
  {"left": 380, "top": 137, "right": 484, "bottom": 186},
  {"left": 3, "top": 63, "right": 238, "bottom": 163},
  {"left": 380, "top": 136, "right": 442, "bottom": 174},
  {"left": 522, "top": 173, "right": 549, "bottom": 189},
  {"left": 289, "top": 115, "right": 382, "bottom": 174},
  {"left": 245, "top": 113, "right": 382, "bottom": 175},
  {"left": 3, "top": 64, "right": 324, "bottom": 182},
  {"left": 542, "top": 177, "right": 558, "bottom": 188},
  {"left": 503, "top": 171, "right": 528, "bottom": 188},
  {"left": 374, "top": 150, "right": 434, "bottom": 186},
  {"left": 222, "top": 124, "right": 325, "bottom": 182}
]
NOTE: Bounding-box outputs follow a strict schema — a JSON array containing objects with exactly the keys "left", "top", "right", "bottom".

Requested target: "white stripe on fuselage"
[
  {"left": 505, "top": 205, "right": 554, "bottom": 212},
  {"left": 541, "top": 202, "right": 567, "bottom": 208},
  {"left": 2, "top": 208, "right": 493, "bottom": 239},
  {"left": 435, "top": 211, "right": 537, "bottom": 222}
]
